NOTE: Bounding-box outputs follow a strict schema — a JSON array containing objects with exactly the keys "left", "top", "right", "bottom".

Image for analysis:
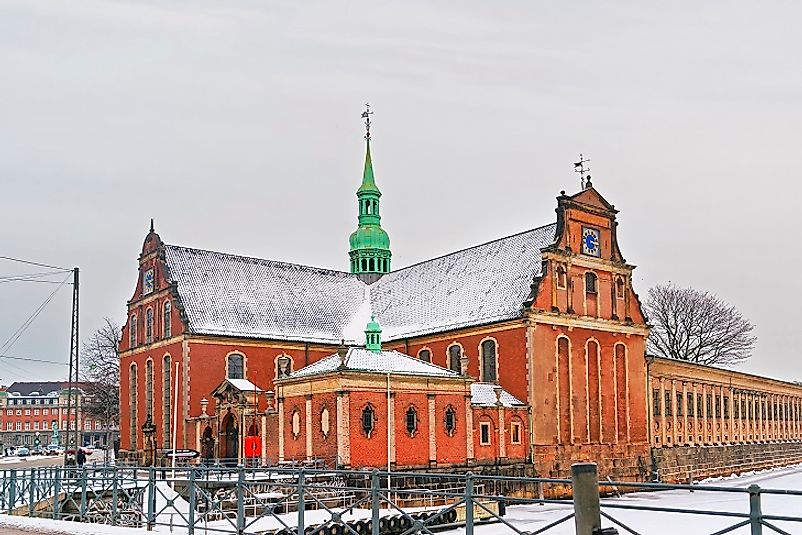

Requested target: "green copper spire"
[
  {"left": 365, "top": 315, "right": 382, "bottom": 352},
  {"left": 349, "top": 104, "right": 391, "bottom": 280}
]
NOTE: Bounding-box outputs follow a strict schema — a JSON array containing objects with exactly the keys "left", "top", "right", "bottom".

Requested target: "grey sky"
[{"left": 1, "top": 1, "right": 800, "bottom": 384}]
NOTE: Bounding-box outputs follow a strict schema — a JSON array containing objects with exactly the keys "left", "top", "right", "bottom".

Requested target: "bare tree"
[
  {"left": 645, "top": 284, "right": 756, "bottom": 367},
  {"left": 81, "top": 317, "right": 121, "bottom": 461}
]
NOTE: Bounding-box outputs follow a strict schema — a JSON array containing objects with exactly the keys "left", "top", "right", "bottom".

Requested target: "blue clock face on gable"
[{"left": 581, "top": 227, "right": 601, "bottom": 257}]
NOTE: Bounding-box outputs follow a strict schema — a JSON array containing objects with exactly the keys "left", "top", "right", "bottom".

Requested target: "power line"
[
  {"left": 0, "top": 255, "right": 71, "bottom": 271},
  {"left": 0, "top": 272, "right": 71, "bottom": 356},
  {"left": 0, "top": 354, "right": 68, "bottom": 366}
]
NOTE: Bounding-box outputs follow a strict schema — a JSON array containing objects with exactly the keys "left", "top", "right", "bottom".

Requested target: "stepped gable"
[{"left": 162, "top": 222, "right": 557, "bottom": 344}]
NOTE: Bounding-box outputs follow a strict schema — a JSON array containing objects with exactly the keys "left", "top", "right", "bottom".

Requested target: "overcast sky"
[{"left": 1, "top": 1, "right": 800, "bottom": 385}]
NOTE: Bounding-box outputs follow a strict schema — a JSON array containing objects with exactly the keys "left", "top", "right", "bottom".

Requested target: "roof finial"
[
  {"left": 573, "top": 154, "right": 591, "bottom": 190},
  {"left": 149, "top": 218, "right": 154, "bottom": 233},
  {"left": 361, "top": 103, "right": 373, "bottom": 141}
]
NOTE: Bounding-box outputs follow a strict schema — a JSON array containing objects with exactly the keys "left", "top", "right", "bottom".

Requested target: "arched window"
[
  {"left": 406, "top": 406, "right": 418, "bottom": 436},
  {"left": 448, "top": 344, "right": 462, "bottom": 373},
  {"left": 227, "top": 353, "right": 244, "bottom": 380},
  {"left": 129, "top": 364, "right": 138, "bottom": 449},
  {"left": 615, "top": 276, "right": 625, "bottom": 299},
  {"left": 291, "top": 410, "right": 301, "bottom": 439},
  {"left": 145, "top": 360, "right": 153, "bottom": 419},
  {"left": 556, "top": 266, "right": 567, "bottom": 289},
  {"left": 129, "top": 314, "right": 137, "bottom": 348},
  {"left": 481, "top": 339, "right": 497, "bottom": 383},
  {"left": 362, "top": 404, "right": 376, "bottom": 438},
  {"left": 444, "top": 405, "right": 457, "bottom": 436},
  {"left": 321, "top": 406, "right": 330, "bottom": 438},
  {"left": 163, "top": 355, "right": 171, "bottom": 448},
  {"left": 145, "top": 308, "right": 154, "bottom": 343},
  {"left": 585, "top": 272, "right": 597, "bottom": 294},
  {"left": 163, "top": 301, "right": 172, "bottom": 338},
  {"left": 418, "top": 349, "right": 431, "bottom": 363}
]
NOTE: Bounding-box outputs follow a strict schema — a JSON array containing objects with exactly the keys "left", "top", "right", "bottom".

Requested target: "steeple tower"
[{"left": 349, "top": 104, "right": 391, "bottom": 282}]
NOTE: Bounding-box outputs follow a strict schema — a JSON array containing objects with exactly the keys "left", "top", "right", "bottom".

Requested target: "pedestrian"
[{"left": 76, "top": 448, "right": 86, "bottom": 467}]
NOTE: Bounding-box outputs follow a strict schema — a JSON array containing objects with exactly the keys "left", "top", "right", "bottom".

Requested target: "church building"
[{"left": 118, "top": 112, "right": 654, "bottom": 480}]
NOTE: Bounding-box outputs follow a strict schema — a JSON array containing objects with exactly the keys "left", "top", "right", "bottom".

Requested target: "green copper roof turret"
[
  {"left": 349, "top": 105, "right": 391, "bottom": 280},
  {"left": 365, "top": 315, "right": 382, "bottom": 352}
]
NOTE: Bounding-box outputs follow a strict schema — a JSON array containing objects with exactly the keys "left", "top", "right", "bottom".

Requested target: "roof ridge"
[
  {"left": 381, "top": 221, "right": 557, "bottom": 277},
  {"left": 164, "top": 244, "right": 356, "bottom": 278}
]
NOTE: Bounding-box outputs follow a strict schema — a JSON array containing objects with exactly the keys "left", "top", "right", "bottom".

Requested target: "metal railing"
[{"left": 1, "top": 462, "right": 801, "bottom": 534}]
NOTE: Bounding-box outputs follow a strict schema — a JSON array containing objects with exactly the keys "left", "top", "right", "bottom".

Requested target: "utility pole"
[{"left": 63, "top": 267, "right": 79, "bottom": 466}]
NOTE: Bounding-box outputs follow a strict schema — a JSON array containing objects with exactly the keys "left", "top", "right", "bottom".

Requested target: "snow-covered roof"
[
  {"left": 226, "top": 379, "right": 263, "bottom": 392},
  {"left": 470, "top": 383, "right": 526, "bottom": 407},
  {"left": 288, "top": 348, "right": 460, "bottom": 379},
  {"left": 163, "top": 246, "right": 365, "bottom": 343},
  {"left": 163, "top": 223, "right": 557, "bottom": 344}
]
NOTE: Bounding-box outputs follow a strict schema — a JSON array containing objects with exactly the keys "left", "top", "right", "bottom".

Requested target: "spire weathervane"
[
  {"left": 361, "top": 103, "right": 373, "bottom": 141},
  {"left": 574, "top": 154, "right": 591, "bottom": 189}
]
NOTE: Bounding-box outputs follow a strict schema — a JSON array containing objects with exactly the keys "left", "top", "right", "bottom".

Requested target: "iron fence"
[{"left": 1, "top": 463, "right": 801, "bottom": 534}]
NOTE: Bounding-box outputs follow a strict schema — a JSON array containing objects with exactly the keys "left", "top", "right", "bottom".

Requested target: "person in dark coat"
[{"left": 76, "top": 448, "right": 86, "bottom": 467}]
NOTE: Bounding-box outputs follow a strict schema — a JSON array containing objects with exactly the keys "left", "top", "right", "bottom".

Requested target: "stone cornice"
[{"left": 526, "top": 310, "right": 649, "bottom": 336}]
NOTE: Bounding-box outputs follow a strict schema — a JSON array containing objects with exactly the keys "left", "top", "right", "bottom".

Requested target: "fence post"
[
  {"left": 79, "top": 468, "right": 88, "bottom": 521},
  {"left": 187, "top": 467, "right": 196, "bottom": 535},
  {"left": 371, "top": 470, "right": 380, "bottom": 535},
  {"left": 236, "top": 465, "right": 245, "bottom": 534},
  {"left": 748, "top": 484, "right": 763, "bottom": 535},
  {"left": 572, "top": 463, "right": 601, "bottom": 535},
  {"left": 8, "top": 469, "right": 16, "bottom": 514},
  {"left": 464, "top": 472, "right": 474, "bottom": 535},
  {"left": 28, "top": 468, "right": 36, "bottom": 517},
  {"left": 147, "top": 466, "right": 156, "bottom": 531},
  {"left": 297, "top": 469, "right": 305, "bottom": 535},
  {"left": 111, "top": 466, "right": 118, "bottom": 526},
  {"left": 53, "top": 468, "right": 61, "bottom": 519}
]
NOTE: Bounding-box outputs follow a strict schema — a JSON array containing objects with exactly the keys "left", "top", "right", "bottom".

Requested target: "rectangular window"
[
  {"left": 16, "top": 422, "right": 21, "bottom": 431},
  {"left": 511, "top": 421, "right": 522, "bottom": 444},
  {"left": 664, "top": 391, "right": 673, "bottom": 417},
  {"left": 480, "top": 422, "right": 492, "bottom": 445},
  {"left": 715, "top": 395, "right": 721, "bottom": 418},
  {"left": 24, "top": 422, "right": 30, "bottom": 431},
  {"left": 724, "top": 396, "right": 730, "bottom": 418},
  {"left": 653, "top": 389, "right": 661, "bottom": 416},
  {"left": 34, "top": 409, "right": 39, "bottom": 416},
  {"left": 676, "top": 393, "right": 683, "bottom": 417},
  {"left": 697, "top": 394, "right": 703, "bottom": 418},
  {"left": 706, "top": 394, "right": 712, "bottom": 418},
  {"left": 34, "top": 422, "right": 39, "bottom": 430},
  {"left": 688, "top": 394, "right": 694, "bottom": 417},
  {"left": 24, "top": 409, "right": 30, "bottom": 416}
]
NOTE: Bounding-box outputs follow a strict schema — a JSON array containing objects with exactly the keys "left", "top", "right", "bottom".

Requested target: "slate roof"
[
  {"left": 162, "top": 222, "right": 557, "bottom": 344},
  {"left": 470, "top": 383, "right": 526, "bottom": 407},
  {"left": 6, "top": 381, "right": 90, "bottom": 396},
  {"left": 288, "top": 348, "right": 460, "bottom": 379}
]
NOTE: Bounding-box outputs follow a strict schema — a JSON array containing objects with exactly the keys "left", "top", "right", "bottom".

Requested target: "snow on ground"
[{"left": 2, "top": 464, "right": 802, "bottom": 534}]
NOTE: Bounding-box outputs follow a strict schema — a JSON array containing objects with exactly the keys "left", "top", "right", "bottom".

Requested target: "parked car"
[
  {"left": 31, "top": 446, "right": 44, "bottom": 456},
  {"left": 16, "top": 447, "right": 30, "bottom": 457},
  {"left": 46, "top": 444, "right": 62, "bottom": 455}
]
